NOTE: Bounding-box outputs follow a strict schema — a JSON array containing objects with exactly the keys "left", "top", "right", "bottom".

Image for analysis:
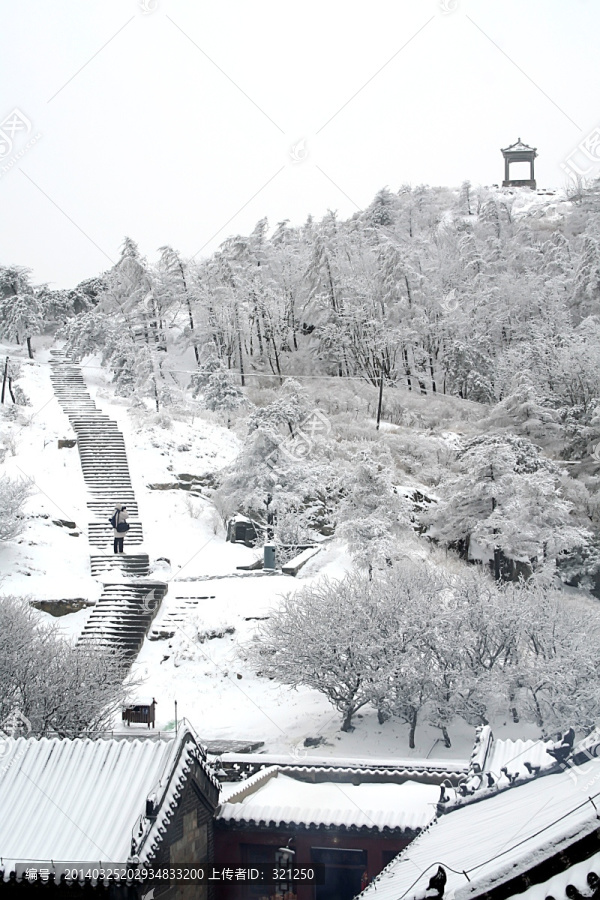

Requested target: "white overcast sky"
[{"left": 1, "top": 0, "right": 599, "bottom": 288}]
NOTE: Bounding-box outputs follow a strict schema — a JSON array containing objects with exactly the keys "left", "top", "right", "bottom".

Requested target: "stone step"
[
  {"left": 83, "top": 476, "right": 132, "bottom": 482},
  {"left": 88, "top": 600, "right": 157, "bottom": 609},
  {"left": 90, "top": 552, "right": 149, "bottom": 560},
  {"left": 85, "top": 600, "right": 153, "bottom": 609},
  {"left": 81, "top": 461, "right": 130, "bottom": 467},
  {"left": 90, "top": 564, "right": 150, "bottom": 578},
  {"left": 74, "top": 422, "right": 119, "bottom": 427},
  {"left": 84, "top": 481, "right": 133, "bottom": 487},
  {"left": 83, "top": 473, "right": 132, "bottom": 479},
  {"left": 64, "top": 406, "right": 98, "bottom": 411},
  {"left": 88, "top": 505, "right": 140, "bottom": 518},
  {"left": 88, "top": 492, "right": 137, "bottom": 499},
  {"left": 69, "top": 414, "right": 115, "bottom": 419},
  {"left": 80, "top": 457, "right": 129, "bottom": 463},
  {"left": 82, "top": 623, "right": 149, "bottom": 634},
  {"left": 80, "top": 461, "right": 130, "bottom": 467},
  {"left": 78, "top": 438, "right": 126, "bottom": 445},
  {"left": 91, "top": 570, "right": 149, "bottom": 579},
  {"left": 72, "top": 419, "right": 118, "bottom": 424},
  {"left": 89, "top": 539, "right": 144, "bottom": 549},
  {"left": 79, "top": 443, "right": 127, "bottom": 448},
  {"left": 85, "top": 486, "right": 134, "bottom": 492},
  {"left": 80, "top": 456, "right": 129, "bottom": 461},
  {"left": 82, "top": 622, "right": 149, "bottom": 633},
  {"left": 98, "top": 599, "right": 164, "bottom": 607},
  {"left": 84, "top": 476, "right": 132, "bottom": 483},
  {"left": 80, "top": 453, "right": 128, "bottom": 458},
  {"left": 89, "top": 531, "right": 143, "bottom": 547},
  {"left": 81, "top": 459, "right": 129, "bottom": 465},
  {"left": 81, "top": 469, "right": 131, "bottom": 474},
  {"left": 88, "top": 491, "right": 137, "bottom": 499},
  {"left": 78, "top": 438, "right": 126, "bottom": 444}
]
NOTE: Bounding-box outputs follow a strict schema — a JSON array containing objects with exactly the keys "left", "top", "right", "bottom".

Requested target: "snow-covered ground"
[{"left": 0, "top": 338, "right": 549, "bottom": 763}]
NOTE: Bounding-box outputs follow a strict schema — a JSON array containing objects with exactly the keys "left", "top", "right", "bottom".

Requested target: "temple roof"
[{"left": 502, "top": 137, "right": 538, "bottom": 154}]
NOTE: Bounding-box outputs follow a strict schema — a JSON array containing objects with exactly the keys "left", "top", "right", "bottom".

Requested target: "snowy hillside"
[{"left": 3, "top": 180, "right": 600, "bottom": 763}]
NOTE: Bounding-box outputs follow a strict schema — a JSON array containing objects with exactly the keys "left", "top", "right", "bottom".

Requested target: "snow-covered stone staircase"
[
  {"left": 89, "top": 554, "right": 151, "bottom": 579},
  {"left": 78, "top": 582, "right": 168, "bottom": 658},
  {"left": 149, "top": 592, "right": 216, "bottom": 640},
  {"left": 49, "top": 349, "right": 144, "bottom": 550},
  {"left": 49, "top": 348, "right": 167, "bottom": 661}
]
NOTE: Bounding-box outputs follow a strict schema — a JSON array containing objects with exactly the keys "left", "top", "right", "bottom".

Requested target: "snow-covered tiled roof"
[
  {"left": 0, "top": 726, "right": 218, "bottom": 882},
  {"left": 358, "top": 759, "right": 600, "bottom": 900},
  {"left": 465, "top": 725, "right": 556, "bottom": 789},
  {"left": 502, "top": 138, "right": 537, "bottom": 153},
  {"left": 483, "top": 736, "right": 555, "bottom": 780},
  {"left": 219, "top": 750, "right": 468, "bottom": 777},
  {"left": 217, "top": 770, "right": 440, "bottom": 833},
  {"left": 508, "top": 850, "right": 600, "bottom": 900}
]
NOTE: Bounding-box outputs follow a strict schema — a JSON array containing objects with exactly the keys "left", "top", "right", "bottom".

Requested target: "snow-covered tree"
[
  {"left": 0, "top": 267, "right": 44, "bottom": 358},
  {"left": 336, "top": 450, "right": 411, "bottom": 576},
  {"left": 0, "top": 595, "right": 135, "bottom": 737},
  {"left": 246, "top": 572, "right": 380, "bottom": 731},
  {"left": 488, "top": 372, "right": 560, "bottom": 442},
  {"left": 203, "top": 366, "right": 246, "bottom": 427},
  {"left": 423, "top": 434, "right": 588, "bottom": 579}
]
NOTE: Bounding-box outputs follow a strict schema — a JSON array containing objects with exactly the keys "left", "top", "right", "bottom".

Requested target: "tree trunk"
[
  {"left": 531, "top": 690, "right": 544, "bottom": 728},
  {"left": 7, "top": 375, "right": 15, "bottom": 404},
  {"left": 270, "top": 333, "right": 282, "bottom": 382},
  {"left": 403, "top": 347, "right": 413, "bottom": 392},
  {"left": 376, "top": 360, "right": 384, "bottom": 430},
  {"left": 404, "top": 275, "right": 412, "bottom": 308},
  {"left": 186, "top": 297, "right": 199, "bottom": 365},
  {"left": 289, "top": 297, "right": 298, "bottom": 351},
  {"left": 1, "top": 356, "right": 8, "bottom": 404},
  {"left": 255, "top": 310, "right": 264, "bottom": 357},
  {"left": 341, "top": 707, "right": 355, "bottom": 732},
  {"left": 179, "top": 262, "right": 200, "bottom": 366},
  {"left": 408, "top": 708, "right": 418, "bottom": 749},
  {"left": 26, "top": 336, "right": 33, "bottom": 359},
  {"left": 234, "top": 301, "right": 245, "bottom": 387},
  {"left": 441, "top": 725, "right": 451, "bottom": 748},
  {"left": 493, "top": 547, "right": 501, "bottom": 581}
]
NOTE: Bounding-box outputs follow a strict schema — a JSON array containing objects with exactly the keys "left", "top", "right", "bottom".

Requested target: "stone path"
[{"left": 49, "top": 348, "right": 167, "bottom": 661}]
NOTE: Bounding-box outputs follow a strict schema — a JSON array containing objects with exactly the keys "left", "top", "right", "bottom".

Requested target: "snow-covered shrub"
[
  {"left": 0, "top": 476, "right": 32, "bottom": 542},
  {"left": 153, "top": 411, "right": 173, "bottom": 429}
]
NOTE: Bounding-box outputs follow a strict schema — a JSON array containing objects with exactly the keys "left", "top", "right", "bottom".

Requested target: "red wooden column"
[{"left": 294, "top": 835, "right": 315, "bottom": 900}]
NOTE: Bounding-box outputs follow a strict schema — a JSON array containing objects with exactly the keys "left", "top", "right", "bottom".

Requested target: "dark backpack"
[{"left": 109, "top": 512, "right": 118, "bottom": 528}]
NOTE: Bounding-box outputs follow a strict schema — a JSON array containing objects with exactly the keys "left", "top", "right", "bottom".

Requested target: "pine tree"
[
  {"left": 423, "top": 434, "right": 588, "bottom": 578},
  {"left": 203, "top": 366, "right": 245, "bottom": 427}
]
